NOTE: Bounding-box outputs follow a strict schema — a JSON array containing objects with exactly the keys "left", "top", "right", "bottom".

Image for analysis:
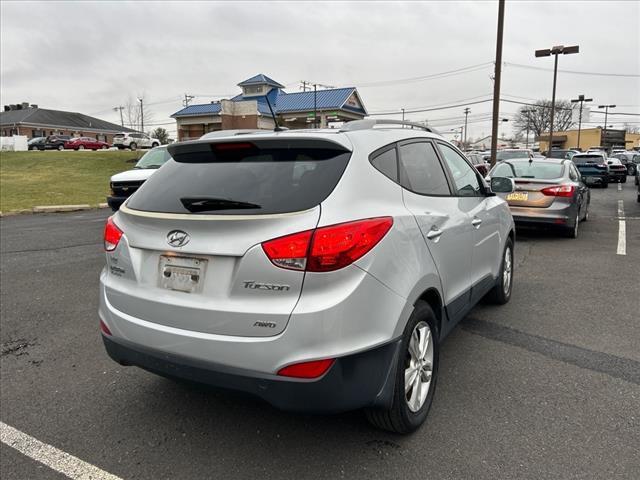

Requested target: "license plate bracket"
[{"left": 159, "top": 255, "right": 207, "bottom": 293}]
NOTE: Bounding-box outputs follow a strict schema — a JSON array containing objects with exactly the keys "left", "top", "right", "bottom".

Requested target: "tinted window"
[
  {"left": 127, "top": 140, "right": 351, "bottom": 215},
  {"left": 492, "top": 161, "right": 565, "bottom": 179},
  {"left": 438, "top": 143, "right": 482, "bottom": 196},
  {"left": 398, "top": 141, "right": 450, "bottom": 195},
  {"left": 135, "top": 148, "right": 172, "bottom": 169},
  {"left": 370, "top": 147, "right": 398, "bottom": 182}
]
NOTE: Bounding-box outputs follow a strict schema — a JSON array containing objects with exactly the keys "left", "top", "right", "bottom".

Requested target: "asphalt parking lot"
[{"left": 1, "top": 181, "right": 639, "bottom": 479}]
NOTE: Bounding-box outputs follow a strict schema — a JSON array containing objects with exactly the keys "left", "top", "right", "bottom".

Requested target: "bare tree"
[
  {"left": 513, "top": 100, "right": 574, "bottom": 138},
  {"left": 623, "top": 123, "right": 640, "bottom": 134}
]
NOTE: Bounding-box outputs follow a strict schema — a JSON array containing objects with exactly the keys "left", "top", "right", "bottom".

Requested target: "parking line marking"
[
  {"left": 0, "top": 421, "right": 122, "bottom": 480},
  {"left": 617, "top": 182, "right": 622, "bottom": 192},
  {"left": 617, "top": 200, "right": 626, "bottom": 256}
]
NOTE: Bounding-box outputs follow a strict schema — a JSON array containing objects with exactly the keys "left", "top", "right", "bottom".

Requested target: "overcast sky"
[{"left": 2, "top": 0, "right": 638, "bottom": 139}]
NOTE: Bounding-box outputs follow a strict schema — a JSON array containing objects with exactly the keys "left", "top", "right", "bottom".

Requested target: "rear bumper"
[
  {"left": 609, "top": 171, "right": 626, "bottom": 181},
  {"left": 509, "top": 204, "right": 576, "bottom": 226},
  {"left": 581, "top": 174, "right": 607, "bottom": 185},
  {"left": 102, "top": 334, "right": 400, "bottom": 413}
]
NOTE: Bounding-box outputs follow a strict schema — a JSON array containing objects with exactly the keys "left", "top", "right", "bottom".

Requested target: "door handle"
[
  {"left": 472, "top": 217, "right": 482, "bottom": 228},
  {"left": 426, "top": 228, "right": 443, "bottom": 241}
]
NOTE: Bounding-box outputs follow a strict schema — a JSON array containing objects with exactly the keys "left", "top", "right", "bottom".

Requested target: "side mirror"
[{"left": 490, "top": 177, "right": 515, "bottom": 193}]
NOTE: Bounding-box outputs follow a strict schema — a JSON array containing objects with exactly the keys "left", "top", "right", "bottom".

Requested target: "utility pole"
[
  {"left": 489, "top": 0, "right": 505, "bottom": 168},
  {"left": 137, "top": 97, "right": 144, "bottom": 133},
  {"left": 113, "top": 106, "right": 124, "bottom": 127},
  {"left": 313, "top": 84, "right": 317, "bottom": 129},
  {"left": 463, "top": 107, "right": 471, "bottom": 147},
  {"left": 598, "top": 104, "right": 616, "bottom": 151},
  {"left": 535, "top": 44, "right": 579, "bottom": 153},
  {"left": 183, "top": 94, "right": 194, "bottom": 107},
  {"left": 301, "top": 81, "right": 308, "bottom": 92},
  {"left": 571, "top": 95, "right": 592, "bottom": 150}
]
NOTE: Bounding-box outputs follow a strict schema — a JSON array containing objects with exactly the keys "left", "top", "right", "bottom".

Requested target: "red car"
[{"left": 64, "top": 137, "right": 110, "bottom": 151}]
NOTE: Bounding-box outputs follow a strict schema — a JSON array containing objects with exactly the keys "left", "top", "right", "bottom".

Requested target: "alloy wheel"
[
  {"left": 405, "top": 321, "right": 434, "bottom": 413},
  {"left": 503, "top": 246, "right": 512, "bottom": 296}
]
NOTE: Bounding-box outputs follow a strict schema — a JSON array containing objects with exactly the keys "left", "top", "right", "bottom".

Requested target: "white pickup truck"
[
  {"left": 112, "top": 132, "right": 160, "bottom": 150},
  {"left": 107, "top": 146, "right": 171, "bottom": 210}
]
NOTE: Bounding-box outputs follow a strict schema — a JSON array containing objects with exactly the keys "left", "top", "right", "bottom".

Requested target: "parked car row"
[{"left": 26, "top": 132, "right": 161, "bottom": 151}]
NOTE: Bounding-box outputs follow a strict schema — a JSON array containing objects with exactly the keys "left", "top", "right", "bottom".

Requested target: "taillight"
[
  {"left": 100, "top": 319, "right": 112, "bottom": 336},
  {"left": 541, "top": 185, "right": 575, "bottom": 198},
  {"left": 262, "top": 217, "right": 393, "bottom": 273},
  {"left": 277, "top": 358, "right": 335, "bottom": 378},
  {"left": 104, "top": 216, "right": 123, "bottom": 251}
]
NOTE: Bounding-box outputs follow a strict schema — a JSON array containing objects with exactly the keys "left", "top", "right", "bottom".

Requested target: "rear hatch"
[
  {"left": 113, "top": 133, "right": 125, "bottom": 144},
  {"left": 573, "top": 155, "right": 608, "bottom": 176},
  {"left": 106, "top": 137, "right": 351, "bottom": 337}
]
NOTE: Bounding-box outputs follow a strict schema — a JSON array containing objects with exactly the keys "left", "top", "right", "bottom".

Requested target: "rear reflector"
[
  {"left": 541, "top": 185, "right": 575, "bottom": 197},
  {"left": 262, "top": 217, "right": 393, "bottom": 272},
  {"left": 104, "top": 216, "right": 123, "bottom": 251},
  {"left": 277, "top": 359, "right": 335, "bottom": 379},
  {"left": 100, "top": 319, "right": 112, "bottom": 336}
]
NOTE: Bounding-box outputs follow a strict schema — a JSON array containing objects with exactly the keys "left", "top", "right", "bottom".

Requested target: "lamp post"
[
  {"left": 598, "top": 104, "right": 615, "bottom": 151},
  {"left": 535, "top": 44, "right": 579, "bottom": 153},
  {"left": 489, "top": 0, "right": 505, "bottom": 167},
  {"left": 522, "top": 109, "right": 534, "bottom": 149},
  {"left": 570, "top": 95, "right": 592, "bottom": 150}
]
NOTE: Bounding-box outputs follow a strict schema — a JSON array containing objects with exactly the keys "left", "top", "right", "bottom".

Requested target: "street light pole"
[
  {"left": 571, "top": 95, "right": 592, "bottom": 150},
  {"left": 463, "top": 107, "right": 470, "bottom": 148},
  {"left": 598, "top": 104, "right": 615, "bottom": 150},
  {"left": 313, "top": 84, "right": 317, "bottom": 129},
  {"left": 535, "top": 44, "right": 579, "bottom": 153},
  {"left": 137, "top": 97, "right": 144, "bottom": 133},
  {"left": 489, "top": 0, "right": 505, "bottom": 168}
]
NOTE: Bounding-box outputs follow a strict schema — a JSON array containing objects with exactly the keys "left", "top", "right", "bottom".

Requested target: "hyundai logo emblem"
[{"left": 167, "top": 230, "right": 190, "bottom": 247}]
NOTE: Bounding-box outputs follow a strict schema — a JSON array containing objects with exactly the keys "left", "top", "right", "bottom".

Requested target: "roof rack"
[{"left": 339, "top": 119, "right": 439, "bottom": 134}]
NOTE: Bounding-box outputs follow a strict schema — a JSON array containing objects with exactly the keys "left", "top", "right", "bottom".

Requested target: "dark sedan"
[
  {"left": 607, "top": 158, "right": 627, "bottom": 183},
  {"left": 28, "top": 137, "right": 47, "bottom": 150},
  {"left": 487, "top": 157, "right": 590, "bottom": 238}
]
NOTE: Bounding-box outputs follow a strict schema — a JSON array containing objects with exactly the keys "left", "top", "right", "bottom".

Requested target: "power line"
[
  {"left": 504, "top": 61, "right": 640, "bottom": 78},
  {"left": 354, "top": 62, "right": 493, "bottom": 88}
]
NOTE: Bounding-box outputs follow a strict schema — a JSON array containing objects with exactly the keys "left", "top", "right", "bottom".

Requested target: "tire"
[
  {"left": 151, "top": 142, "right": 159, "bottom": 148},
  {"left": 564, "top": 211, "right": 579, "bottom": 239},
  {"left": 57, "top": 145, "right": 64, "bottom": 151},
  {"left": 621, "top": 176, "right": 626, "bottom": 183},
  {"left": 602, "top": 180, "right": 609, "bottom": 188},
  {"left": 484, "top": 237, "right": 514, "bottom": 304},
  {"left": 102, "top": 145, "right": 108, "bottom": 150},
  {"left": 30, "top": 145, "right": 37, "bottom": 150},
  {"left": 130, "top": 142, "right": 137, "bottom": 151},
  {"left": 365, "top": 301, "right": 439, "bottom": 434},
  {"left": 582, "top": 204, "right": 589, "bottom": 222},
  {"left": 78, "top": 145, "right": 85, "bottom": 150}
]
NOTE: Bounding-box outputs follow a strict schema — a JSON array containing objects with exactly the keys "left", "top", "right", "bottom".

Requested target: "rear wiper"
[{"left": 180, "top": 197, "right": 261, "bottom": 213}]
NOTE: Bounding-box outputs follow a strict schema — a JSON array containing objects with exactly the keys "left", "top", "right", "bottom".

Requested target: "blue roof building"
[{"left": 171, "top": 74, "right": 367, "bottom": 140}]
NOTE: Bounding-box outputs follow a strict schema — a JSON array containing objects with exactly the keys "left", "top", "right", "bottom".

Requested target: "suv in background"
[
  {"left": 572, "top": 152, "right": 610, "bottom": 187},
  {"left": 100, "top": 120, "right": 516, "bottom": 434},
  {"left": 107, "top": 146, "right": 171, "bottom": 211},
  {"left": 113, "top": 132, "right": 160, "bottom": 150},
  {"left": 495, "top": 149, "right": 534, "bottom": 162}
]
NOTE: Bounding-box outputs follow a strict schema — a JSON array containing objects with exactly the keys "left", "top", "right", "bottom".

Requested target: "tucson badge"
[{"left": 167, "top": 230, "right": 190, "bottom": 247}]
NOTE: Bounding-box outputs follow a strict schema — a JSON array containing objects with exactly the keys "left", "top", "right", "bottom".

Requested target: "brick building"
[
  {"left": 171, "top": 74, "right": 367, "bottom": 141},
  {"left": 0, "top": 103, "right": 133, "bottom": 143}
]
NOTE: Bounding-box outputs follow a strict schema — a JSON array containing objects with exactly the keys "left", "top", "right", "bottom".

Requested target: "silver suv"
[{"left": 99, "top": 120, "right": 516, "bottom": 433}]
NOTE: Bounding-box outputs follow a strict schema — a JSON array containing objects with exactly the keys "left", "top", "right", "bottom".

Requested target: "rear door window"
[
  {"left": 398, "top": 141, "right": 450, "bottom": 195},
  {"left": 127, "top": 139, "right": 351, "bottom": 215}
]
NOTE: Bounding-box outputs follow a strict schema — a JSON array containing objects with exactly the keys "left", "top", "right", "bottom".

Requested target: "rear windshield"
[
  {"left": 496, "top": 150, "right": 529, "bottom": 160},
  {"left": 573, "top": 155, "right": 604, "bottom": 162},
  {"left": 492, "top": 161, "right": 564, "bottom": 179},
  {"left": 126, "top": 139, "right": 351, "bottom": 215}
]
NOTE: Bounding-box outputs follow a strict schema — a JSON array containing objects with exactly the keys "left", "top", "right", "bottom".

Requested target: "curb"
[{"left": 0, "top": 203, "right": 111, "bottom": 217}]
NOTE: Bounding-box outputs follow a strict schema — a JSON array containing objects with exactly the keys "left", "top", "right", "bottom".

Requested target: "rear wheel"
[
  {"left": 565, "top": 211, "right": 579, "bottom": 238},
  {"left": 365, "top": 301, "right": 439, "bottom": 434},
  {"left": 102, "top": 145, "right": 108, "bottom": 150},
  {"left": 485, "top": 238, "right": 514, "bottom": 304},
  {"left": 130, "top": 142, "right": 137, "bottom": 151},
  {"left": 57, "top": 144, "right": 64, "bottom": 151},
  {"left": 78, "top": 145, "right": 85, "bottom": 150},
  {"left": 151, "top": 142, "right": 159, "bottom": 148}
]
